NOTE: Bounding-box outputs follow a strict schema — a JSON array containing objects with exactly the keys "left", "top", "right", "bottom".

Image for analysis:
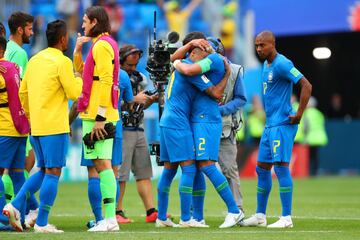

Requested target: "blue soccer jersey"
[
  {"left": 190, "top": 53, "right": 225, "bottom": 123},
  {"left": 262, "top": 54, "right": 303, "bottom": 127},
  {"left": 160, "top": 59, "right": 213, "bottom": 130},
  {"left": 116, "top": 69, "right": 134, "bottom": 139}
]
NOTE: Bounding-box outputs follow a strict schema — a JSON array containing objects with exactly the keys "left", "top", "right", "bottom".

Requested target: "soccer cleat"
[
  {"left": 155, "top": 218, "right": 178, "bottom": 228},
  {"left": 146, "top": 211, "right": 158, "bottom": 223},
  {"left": 88, "top": 218, "right": 119, "bottom": 232},
  {"left": 2, "top": 203, "right": 23, "bottom": 232},
  {"left": 219, "top": 211, "right": 245, "bottom": 228},
  {"left": 239, "top": 213, "right": 267, "bottom": 227},
  {"left": 25, "top": 208, "right": 38, "bottom": 228},
  {"left": 179, "top": 218, "right": 209, "bottom": 228},
  {"left": 146, "top": 211, "right": 171, "bottom": 223},
  {"left": 267, "top": 216, "right": 293, "bottom": 228},
  {"left": 34, "top": 224, "right": 64, "bottom": 233},
  {"left": 116, "top": 211, "right": 133, "bottom": 224}
]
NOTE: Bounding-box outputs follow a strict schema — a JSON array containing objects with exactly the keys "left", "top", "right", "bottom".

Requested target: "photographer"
[{"left": 116, "top": 44, "right": 159, "bottom": 223}]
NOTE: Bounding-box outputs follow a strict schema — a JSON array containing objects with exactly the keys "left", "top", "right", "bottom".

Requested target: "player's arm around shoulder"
[
  {"left": 59, "top": 57, "right": 83, "bottom": 101},
  {"left": 204, "top": 58, "right": 230, "bottom": 100},
  {"left": 173, "top": 59, "right": 203, "bottom": 76}
]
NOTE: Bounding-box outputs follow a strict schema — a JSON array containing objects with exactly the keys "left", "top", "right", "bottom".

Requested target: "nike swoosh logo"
[{"left": 197, "top": 153, "right": 205, "bottom": 157}]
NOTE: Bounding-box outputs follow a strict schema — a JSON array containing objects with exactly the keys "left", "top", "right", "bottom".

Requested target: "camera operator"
[{"left": 116, "top": 44, "right": 159, "bottom": 223}]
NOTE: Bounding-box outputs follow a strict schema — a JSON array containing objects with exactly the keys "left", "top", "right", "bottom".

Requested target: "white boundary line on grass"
[
  {"left": 103, "top": 230, "right": 343, "bottom": 234},
  {"left": 53, "top": 213, "right": 360, "bottom": 221}
]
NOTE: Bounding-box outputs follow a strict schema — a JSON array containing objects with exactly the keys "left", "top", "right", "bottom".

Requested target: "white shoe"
[
  {"left": 88, "top": 218, "right": 119, "bottom": 232},
  {"left": 195, "top": 219, "right": 209, "bottom": 228},
  {"left": 155, "top": 218, "right": 178, "bottom": 228},
  {"left": 240, "top": 213, "right": 267, "bottom": 227},
  {"left": 34, "top": 224, "right": 64, "bottom": 233},
  {"left": 219, "top": 211, "right": 245, "bottom": 228},
  {"left": 178, "top": 218, "right": 209, "bottom": 228},
  {"left": 25, "top": 208, "right": 39, "bottom": 228},
  {"left": 2, "top": 203, "right": 23, "bottom": 232},
  {"left": 267, "top": 216, "right": 293, "bottom": 228}
]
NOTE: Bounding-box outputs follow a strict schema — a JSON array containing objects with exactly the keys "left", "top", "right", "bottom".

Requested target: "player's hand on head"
[
  {"left": 190, "top": 39, "right": 210, "bottom": 51},
  {"left": 289, "top": 114, "right": 302, "bottom": 124},
  {"left": 91, "top": 121, "right": 107, "bottom": 140}
]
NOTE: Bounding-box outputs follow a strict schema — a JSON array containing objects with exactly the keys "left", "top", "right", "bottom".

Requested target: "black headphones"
[{"left": 119, "top": 47, "right": 143, "bottom": 64}]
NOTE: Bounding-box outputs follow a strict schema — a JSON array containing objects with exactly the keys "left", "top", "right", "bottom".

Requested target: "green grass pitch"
[{"left": 1, "top": 176, "right": 359, "bottom": 239}]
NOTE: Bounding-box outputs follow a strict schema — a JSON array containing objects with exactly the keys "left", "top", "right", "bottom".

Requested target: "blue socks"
[
  {"left": 9, "top": 171, "right": 27, "bottom": 222},
  {"left": 179, "top": 164, "right": 196, "bottom": 221},
  {"left": 256, "top": 166, "right": 272, "bottom": 214},
  {"left": 0, "top": 177, "right": 9, "bottom": 224},
  {"left": 192, "top": 169, "right": 206, "bottom": 221},
  {"left": 157, "top": 168, "right": 177, "bottom": 221},
  {"left": 36, "top": 174, "right": 59, "bottom": 227},
  {"left": 201, "top": 164, "right": 239, "bottom": 214},
  {"left": 88, "top": 177, "right": 103, "bottom": 222},
  {"left": 12, "top": 170, "right": 45, "bottom": 211},
  {"left": 274, "top": 165, "right": 293, "bottom": 216}
]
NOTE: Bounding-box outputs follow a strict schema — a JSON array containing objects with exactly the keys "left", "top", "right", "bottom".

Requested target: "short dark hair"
[
  {"left": 119, "top": 44, "right": 143, "bottom": 64},
  {"left": 8, "top": 11, "right": 34, "bottom": 35},
  {"left": 0, "top": 22, "right": 6, "bottom": 37},
  {"left": 46, "top": 20, "right": 67, "bottom": 47},
  {"left": 182, "top": 31, "right": 206, "bottom": 45},
  {"left": 0, "top": 36, "right": 7, "bottom": 52},
  {"left": 86, "top": 6, "right": 111, "bottom": 37}
]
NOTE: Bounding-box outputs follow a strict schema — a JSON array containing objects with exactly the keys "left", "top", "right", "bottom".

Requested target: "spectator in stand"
[
  {"left": 98, "top": 0, "right": 123, "bottom": 41},
  {"left": 157, "top": 0, "right": 202, "bottom": 39}
]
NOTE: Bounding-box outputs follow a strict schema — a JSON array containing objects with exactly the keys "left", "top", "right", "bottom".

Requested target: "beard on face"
[{"left": 21, "top": 32, "right": 30, "bottom": 44}]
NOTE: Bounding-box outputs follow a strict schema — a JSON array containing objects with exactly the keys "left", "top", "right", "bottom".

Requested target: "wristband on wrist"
[
  {"left": 95, "top": 115, "right": 106, "bottom": 121},
  {"left": 173, "top": 59, "right": 181, "bottom": 68}
]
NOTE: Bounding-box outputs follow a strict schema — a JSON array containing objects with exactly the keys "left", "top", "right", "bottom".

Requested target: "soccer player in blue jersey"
[
  {"left": 156, "top": 47, "right": 229, "bottom": 228},
  {"left": 241, "top": 31, "right": 312, "bottom": 228},
  {"left": 173, "top": 41, "right": 244, "bottom": 228}
]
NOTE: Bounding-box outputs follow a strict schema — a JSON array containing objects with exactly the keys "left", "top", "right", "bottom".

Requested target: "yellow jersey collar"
[{"left": 92, "top": 32, "right": 109, "bottom": 43}]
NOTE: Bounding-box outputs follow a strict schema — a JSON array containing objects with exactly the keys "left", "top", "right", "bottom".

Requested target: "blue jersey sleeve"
[
  {"left": 187, "top": 74, "right": 213, "bottom": 92},
  {"left": 119, "top": 70, "right": 134, "bottom": 102},
  {"left": 278, "top": 59, "right": 303, "bottom": 84},
  {"left": 197, "top": 53, "right": 223, "bottom": 73}
]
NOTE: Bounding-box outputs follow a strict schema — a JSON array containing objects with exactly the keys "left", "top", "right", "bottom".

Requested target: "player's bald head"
[
  {"left": 256, "top": 31, "right": 276, "bottom": 45},
  {"left": 255, "top": 30, "right": 277, "bottom": 61}
]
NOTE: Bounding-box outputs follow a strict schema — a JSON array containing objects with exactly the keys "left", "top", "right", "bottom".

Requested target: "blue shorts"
[
  {"left": 0, "top": 136, "right": 27, "bottom": 169},
  {"left": 31, "top": 134, "right": 69, "bottom": 168},
  {"left": 80, "top": 137, "right": 122, "bottom": 167},
  {"left": 258, "top": 124, "right": 298, "bottom": 163},
  {"left": 160, "top": 126, "right": 195, "bottom": 163},
  {"left": 192, "top": 122, "right": 222, "bottom": 161}
]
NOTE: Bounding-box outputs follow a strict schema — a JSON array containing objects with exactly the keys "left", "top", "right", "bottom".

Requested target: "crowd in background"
[{"left": 1, "top": 0, "right": 358, "bottom": 177}]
